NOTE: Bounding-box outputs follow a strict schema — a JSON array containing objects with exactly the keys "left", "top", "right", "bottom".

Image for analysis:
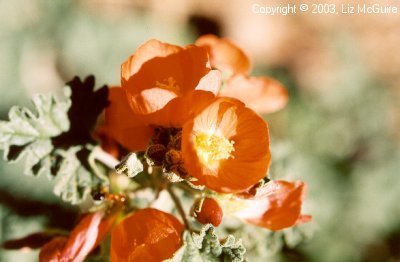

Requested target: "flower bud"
[
  {"left": 167, "top": 164, "right": 188, "bottom": 179},
  {"left": 195, "top": 197, "right": 223, "bottom": 227},
  {"left": 146, "top": 144, "right": 167, "bottom": 165},
  {"left": 165, "top": 149, "right": 183, "bottom": 165}
]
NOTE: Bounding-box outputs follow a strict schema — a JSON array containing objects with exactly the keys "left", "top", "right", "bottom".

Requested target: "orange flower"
[
  {"left": 182, "top": 97, "right": 271, "bottom": 193},
  {"left": 104, "top": 87, "right": 216, "bottom": 152},
  {"left": 102, "top": 39, "right": 223, "bottom": 151},
  {"left": 221, "top": 75, "right": 288, "bottom": 115},
  {"left": 235, "top": 180, "right": 312, "bottom": 231},
  {"left": 39, "top": 210, "right": 117, "bottom": 262},
  {"left": 110, "top": 208, "right": 184, "bottom": 262},
  {"left": 196, "top": 34, "right": 288, "bottom": 114},
  {"left": 103, "top": 87, "right": 154, "bottom": 152},
  {"left": 121, "top": 39, "right": 221, "bottom": 126},
  {"left": 195, "top": 34, "right": 251, "bottom": 75}
]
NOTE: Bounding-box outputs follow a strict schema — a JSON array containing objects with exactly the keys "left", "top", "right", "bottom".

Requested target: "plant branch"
[{"left": 167, "top": 185, "right": 191, "bottom": 230}]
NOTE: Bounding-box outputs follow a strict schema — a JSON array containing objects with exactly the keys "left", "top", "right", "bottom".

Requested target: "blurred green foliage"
[{"left": 0, "top": 1, "right": 399, "bottom": 261}]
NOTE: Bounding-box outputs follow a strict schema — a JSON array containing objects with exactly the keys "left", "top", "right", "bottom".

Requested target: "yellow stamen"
[
  {"left": 155, "top": 77, "right": 180, "bottom": 94},
  {"left": 195, "top": 133, "right": 235, "bottom": 165}
]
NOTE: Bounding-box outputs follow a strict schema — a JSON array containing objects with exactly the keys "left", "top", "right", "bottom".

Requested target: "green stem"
[
  {"left": 92, "top": 146, "right": 119, "bottom": 169},
  {"left": 167, "top": 185, "right": 191, "bottom": 230}
]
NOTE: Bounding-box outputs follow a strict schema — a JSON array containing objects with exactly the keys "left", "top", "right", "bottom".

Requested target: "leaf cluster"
[
  {"left": 0, "top": 76, "right": 109, "bottom": 204},
  {"left": 169, "top": 224, "right": 246, "bottom": 262}
]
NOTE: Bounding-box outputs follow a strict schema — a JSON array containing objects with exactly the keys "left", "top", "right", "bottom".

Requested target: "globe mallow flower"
[
  {"left": 103, "top": 87, "right": 154, "bottom": 152},
  {"left": 233, "top": 180, "right": 312, "bottom": 230},
  {"left": 104, "top": 86, "right": 216, "bottom": 152},
  {"left": 222, "top": 75, "right": 288, "bottom": 115},
  {"left": 110, "top": 208, "right": 183, "bottom": 262},
  {"left": 195, "top": 34, "right": 288, "bottom": 114},
  {"left": 39, "top": 210, "right": 117, "bottom": 262},
  {"left": 195, "top": 34, "right": 251, "bottom": 75},
  {"left": 182, "top": 97, "right": 271, "bottom": 193},
  {"left": 120, "top": 39, "right": 221, "bottom": 126},
  {"left": 102, "top": 38, "right": 222, "bottom": 152}
]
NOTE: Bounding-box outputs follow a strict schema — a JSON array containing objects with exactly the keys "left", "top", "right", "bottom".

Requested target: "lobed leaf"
[
  {"left": 0, "top": 87, "right": 71, "bottom": 165},
  {"left": 168, "top": 224, "right": 246, "bottom": 262},
  {"left": 53, "top": 146, "right": 105, "bottom": 204},
  {"left": 0, "top": 76, "right": 110, "bottom": 204}
]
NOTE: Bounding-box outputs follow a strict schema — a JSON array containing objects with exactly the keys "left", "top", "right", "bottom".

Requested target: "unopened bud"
[
  {"left": 195, "top": 197, "right": 223, "bottom": 227},
  {"left": 165, "top": 149, "right": 182, "bottom": 165},
  {"left": 146, "top": 144, "right": 167, "bottom": 165},
  {"left": 167, "top": 163, "right": 188, "bottom": 179}
]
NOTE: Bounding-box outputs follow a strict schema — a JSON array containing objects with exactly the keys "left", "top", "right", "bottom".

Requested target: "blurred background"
[{"left": 0, "top": 0, "right": 399, "bottom": 261}]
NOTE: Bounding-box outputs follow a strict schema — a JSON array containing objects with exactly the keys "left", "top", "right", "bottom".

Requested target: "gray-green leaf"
[
  {"left": 0, "top": 87, "right": 70, "bottom": 167},
  {"left": 53, "top": 146, "right": 103, "bottom": 204},
  {"left": 0, "top": 82, "right": 109, "bottom": 204},
  {"left": 0, "top": 87, "right": 71, "bottom": 155},
  {"left": 168, "top": 224, "right": 246, "bottom": 262}
]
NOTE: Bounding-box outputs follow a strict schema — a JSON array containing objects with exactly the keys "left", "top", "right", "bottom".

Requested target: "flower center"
[
  {"left": 195, "top": 133, "right": 235, "bottom": 165},
  {"left": 155, "top": 77, "right": 180, "bottom": 95}
]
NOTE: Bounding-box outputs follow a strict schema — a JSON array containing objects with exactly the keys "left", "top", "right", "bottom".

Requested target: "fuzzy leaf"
[
  {"left": 168, "top": 224, "right": 246, "bottom": 262},
  {"left": 115, "top": 153, "right": 143, "bottom": 178},
  {"left": 0, "top": 87, "right": 71, "bottom": 166},
  {"left": 0, "top": 76, "right": 110, "bottom": 204},
  {"left": 53, "top": 146, "right": 104, "bottom": 204}
]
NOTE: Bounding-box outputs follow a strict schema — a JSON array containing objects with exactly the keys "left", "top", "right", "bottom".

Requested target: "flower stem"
[
  {"left": 167, "top": 185, "right": 191, "bottom": 230},
  {"left": 92, "top": 146, "right": 119, "bottom": 169},
  {"left": 88, "top": 146, "right": 120, "bottom": 183}
]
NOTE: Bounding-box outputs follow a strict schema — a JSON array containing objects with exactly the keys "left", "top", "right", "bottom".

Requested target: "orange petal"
[
  {"left": 195, "top": 69, "right": 221, "bottom": 95},
  {"left": 111, "top": 208, "right": 184, "bottom": 262},
  {"left": 60, "top": 212, "right": 104, "bottom": 261},
  {"left": 94, "top": 208, "right": 120, "bottom": 247},
  {"left": 126, "top": 87, "right": 178, "bottom": 116},
  {"left": 39, "top": 236, "right": 67, "bottom": 262},
  {"left": 221, "top": 75, "right": 288, "bottom": 114},
  {"left": 39, "top": 210, "right": 118, "bottom": 262},
  {"left": 236, "top": 181, "right": 311, "bottom": 231},
  {"left": 104, "top": 87, "right": 154, "bottom": 152},
  {"left": 96, "top": 126, "right": 121, "bottom": 159},
  {"left": 136, "top": 90, "right": 215, "bottom": 127},
  {"left": 195, "top": 34, "right": 251, "bottom": 75},
  {"left": 121, "top": 39, "right": 181, "bottom": 85},
  {"left": 182, "top": 97, "right": 271, "bottom": 193},
  {"left": 122, "top": 39, "right": 216, "bottom": 116}
]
